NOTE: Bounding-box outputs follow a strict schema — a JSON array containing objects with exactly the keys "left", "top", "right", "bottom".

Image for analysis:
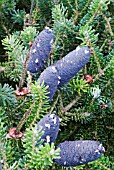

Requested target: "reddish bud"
[
  {"left": 101, "top": 104, "right": 108, "bottom": 109},
  {"left": 29, "top": 42, "right": 33, "bottom": 47},
  {"left": 85, "top": 74, "right": 93, "bottom": 83},
  {"left": 82, "top": 74, "right": 93, "bottom": 83},
  {"left": 31, "top": 20, "right": 35, "bottom": 24},
  {"left": 8, "top": 127, "right": 23, "bottom": 139},
  {"left": 108, "top": 40, "right": 111, "bottom": 45},
  {"left": 15, "top": 87, "right": 30, "bottom": 96}
]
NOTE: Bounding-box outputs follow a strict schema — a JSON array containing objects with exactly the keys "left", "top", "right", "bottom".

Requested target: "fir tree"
[{"left": 0, "top": 0, "right": 114, "bottom": 169}]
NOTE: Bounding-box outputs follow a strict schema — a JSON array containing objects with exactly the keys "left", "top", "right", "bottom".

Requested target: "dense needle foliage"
[{"left": 0, "top": 0, "right": 114, "bottom": 169}]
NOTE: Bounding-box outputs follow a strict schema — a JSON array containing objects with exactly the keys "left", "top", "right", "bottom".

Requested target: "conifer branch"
[
  {"left": 23, "top": 164, "right": 29, "bottom": 170},
  {"left": 1, "top": 148, "right": 9, "bottom": 170},
  {"left": 95, "top": 161, "right": 111, "bottom": 170},
  {"left": 67, "top": 0, "right": 75, "bottom": 13},
  {"left": 49, "top": 95, "right": 59, "bottom": 114},
  {"left": 101, "top": 13, "right": 114, "bottom": 37},
  {"left": 93, "top": 58, "right": 113, "bottom": 82},
  {"left": 87, "top": 8, "right": 100, "bottom": 26},
  {"left": 29, "top": 99, "right": 43, "bottom": 129},
  {"left": 60, "top": 22, "right": 76, "bottom": 34},
  {"left": 18, "top": 48, "right": 30, "bottom": 91},
  {"left": 62, "top": 96, "right": 81, "bottom": 112},
  {"left": 15, "top": 101, "right": 36, "bottom": 134},
  {"left": 100, "top": 39, "right": 107, "bottom": 51},
  {"left": 91, "top": 47, "right": 102, "bottom": 73},
  {"left": 0, "top": 0, "right": 113, "bottom": 169},
  {"left": 84, "top": 38, "right": 102, "bottom": 73},
  {"left": 79, "top": 0, "right": 91, "bottom": 16},
  {"left": 106, "top": 126, "right": 114, "bottom": 131},
  {"left": 73, "top": 0, "right": 79, "bottom": 24},
  {"left": 29, "top": 0, "right": 34, "bottom": 24},
  {"left": 59, "top": 92, "right": 64, "bottom": 110}
]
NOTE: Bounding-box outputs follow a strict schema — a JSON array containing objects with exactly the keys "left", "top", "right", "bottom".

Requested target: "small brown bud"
[
  {"left": 101, "top": 104, "right": 108, "bottom": 109},
  {"left": 82, "top": 74, "right": 93, "bottom": 83},
  {"left": 8, "top": 127, "right": 23, "bottom": 139},
  {"left": 15, "top": 87, "right": 30, "bottom": 96}
]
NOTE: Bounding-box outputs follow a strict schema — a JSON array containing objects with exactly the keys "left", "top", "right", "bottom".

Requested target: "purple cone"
[
  {"left": 36, "top": 113, "right": 60, "bottom": 145},
  {"left": 0, "top": 162, "right": 2, "bottom": 170},
  {"left": 38, "top": 65, "right": 60, "bottom": 101},
  {"left": 55, "top": 140, "right": 105, "bottom": 167},
  {"left": 27, "top": 27, "right": 54, "bottom": 73},
  {"left": 38, "top": 46, "right": 90, "bottom": 101},
  {"left": 55, "top": 46, "right": 90, "bottom": 86}
]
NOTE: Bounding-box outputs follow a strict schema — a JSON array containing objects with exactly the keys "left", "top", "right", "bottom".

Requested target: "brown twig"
[
  {"left": 29, "top": 100, "right": 43, "bottom": 129},
  {"left": 79, "top": 0, "right": 91, "bottom": 17},
  {"left": 29, "top": 0, "right": 34, "bottom": 24},
  {"left": 18, "top": 48, "right": 30, "bottom": 91},
  {"left": 95, "top": 161, "right": 111, "bottom": 170},
  {"left": 100, "top": 39, "right": 107, "bottom": 51},
  {"left": 101, "top": 13, "right": 114, "bottom": 37},
  {"left": 93, "top": 60, "right": 113, "bottom": 82},
  {"left": 1, "top": 149, "right": 9, "bottom": 170},
  {"left": 60, "top": 57, "right": 112, "bottom": 113},
  {"left": 88, "top": 42, "right": 102, "bottom": 73},
  {"left": 106, "top": 126, "right": 114, "bottom": 131},
  {"left": 23, "top": 164, "right": 29, "bottom": 170},
  {"left": 87, "top": 5, "right": 101, "bottom": 26},
  {"left": 62, "top": 96, "right": 80, "bottom": 112},
  {"left": 15, "top": 101, "right": 36, "bottom": 134},
  {"left": 49, "top": 95, "right": 59, "bottom": 114}
]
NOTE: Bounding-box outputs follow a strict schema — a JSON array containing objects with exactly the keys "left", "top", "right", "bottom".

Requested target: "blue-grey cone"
[
  {"left": 55, "top": 46, "right": 90, "bottom": 86},
  {"left": 38, "top": 65, "right": 59, "bottom": 101},
  {"left": 0, "top": 162, "right": 2, "bottom": 170},
  {"left": 27, "top": 27, "right": 54, "bottom": 74},
  {"left": 55, "top": 140, "right": 105, "bottom": 167},
  {"left": 36, "top": 113, "right": 60, "bottom": 145}
]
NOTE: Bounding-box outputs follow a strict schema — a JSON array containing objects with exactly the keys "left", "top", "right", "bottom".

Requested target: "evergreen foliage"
[
  {"left": 0, "top": 0, "right": 114, "bottom": 169},
  {"left": 1, "top": 26, "right": 37, "bottom": 82},
  {"left": 19, "top": 126, "right": 60, "bottom": 170},
  {"left": 0, "top": 83, "right": 16, "bottom": 107}
]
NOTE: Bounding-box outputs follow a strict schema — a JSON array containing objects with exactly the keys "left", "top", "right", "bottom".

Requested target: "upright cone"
[
  {"left": 55, "top": 140, "right": 105, "bottom": 167},
  {"left": 27, "top": 27, "right": 54, "bottom": 74},
  {"left": 36, "top": 113, "right": 60, "bottom": 145},
  {"left": 38, "top": 66, "right": 59, "bottom": 100},
  {"left": 55, "top": 46, "right": 90, "bottom": 86}
]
